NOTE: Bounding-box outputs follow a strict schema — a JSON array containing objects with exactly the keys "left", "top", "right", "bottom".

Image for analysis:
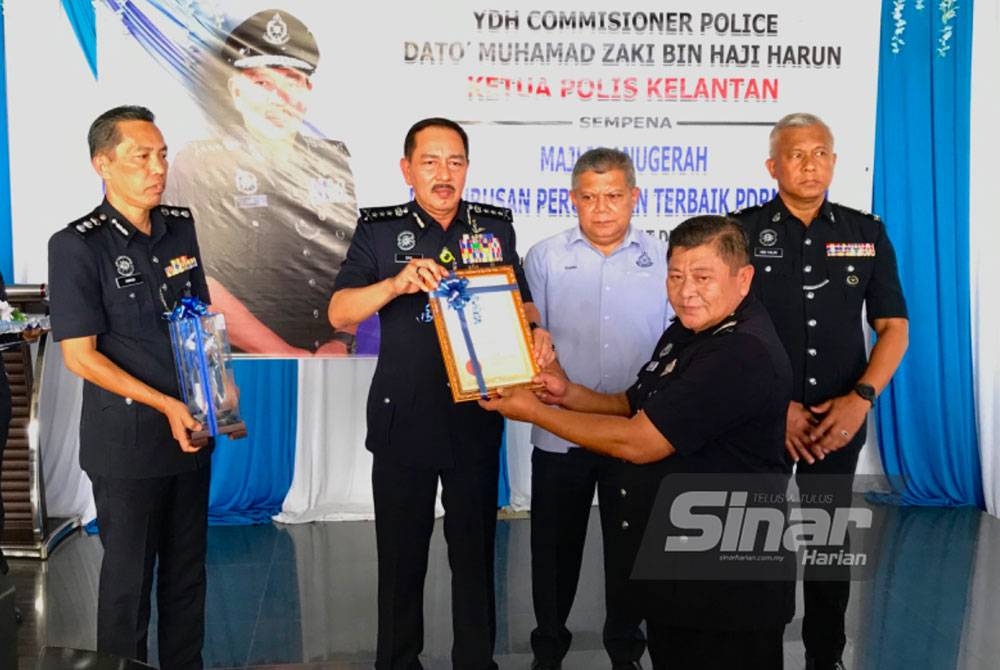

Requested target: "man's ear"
[{"left": 91, "top": 153, "right": 110, "bottom": 179}]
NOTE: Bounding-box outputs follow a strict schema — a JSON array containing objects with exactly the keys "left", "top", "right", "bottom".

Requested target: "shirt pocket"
[{"left": 830, "top": 257, "right": 875, "bottom": 308}]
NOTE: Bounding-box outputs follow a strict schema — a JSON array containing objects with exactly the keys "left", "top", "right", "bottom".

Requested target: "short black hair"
[
  {"left": 403, "top": 117, "right": 469, "bottom": 160},
  {"left": 571, "top": 147, "right": 636, "bottom": 190},
  {"left": 88, "top": 105, "right": 155, "bottom": 158},
  {"left": 668, "top": 215, "right": 750, "bottom": 272}
]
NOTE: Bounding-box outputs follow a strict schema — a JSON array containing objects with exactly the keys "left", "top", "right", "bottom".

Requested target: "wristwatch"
[
  {"left": 329, "top": 330, "right": 357, "bottom": 355},
  {"left": 853, "top": 382, "right": 876, "bottom": 406}
]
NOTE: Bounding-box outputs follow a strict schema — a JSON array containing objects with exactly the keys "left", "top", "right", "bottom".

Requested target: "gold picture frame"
[{"left": 429, "top": 266, "right": 539, "bottom": 403}]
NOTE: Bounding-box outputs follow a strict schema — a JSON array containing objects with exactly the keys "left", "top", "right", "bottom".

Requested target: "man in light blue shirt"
[{"left": 524, "top": 148, "right": 670, "bottom": 670}]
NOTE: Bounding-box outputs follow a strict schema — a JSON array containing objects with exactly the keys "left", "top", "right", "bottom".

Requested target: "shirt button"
[
  {"left": 620, "top": 488, "right": 628, "bottom": 498},
  {"left": 252, "top": 220, "right": 260, "bottom": 228},
  {"left": 303, "top": 249, "right": 310, "bottom": 257},
  {"left": 806, "top": 291, "right": 815, "bottom": 300},
  {"left": 621, "top": 520, "right": 630, "bottom": 530},
  {"left": 605, "top": 286, "right": 611, "bottom": 291},
  {"left": 152, "top": 256, "right": 159, "bottom": 264},
  {"left": 383, "top": 397, "right": 391, "bottom": 404},
  {"left": 804, "top": 238, "right": 812, "bottom": 246},
  {"left": 764, "top": 265, "right": 772, "bottom": 273},
  {"left": 128, "top": 292, "right": 135, "bottom": 299},
  {"left": 604, "top": 315, "right": 610, "bottom": 321},
  {"left": 603, "top": 344, "right": 609, "bottom": 349},
  {"left": 847, "top": 265, "right": 855, "bottom": 272},
  {"left": 804, "top": 265, "right": 813, "bottom": 273},
  {"left": 808, "top": 348, "right": 818, "bottom": 357},
  {"left": 308, "top": 279, "right": 317, "bottom": 287},
  {"left": 313, "top": 309, "right": 320, "bottom": 318},
  {"left": 808, "top": 377, "right": 818, "bottom": 386},
  {"left": 125, "top": 397, "right": 133, "bottom": 405},
  {"left": 808, "top": 319, "right": 817, "bottom": 327}
]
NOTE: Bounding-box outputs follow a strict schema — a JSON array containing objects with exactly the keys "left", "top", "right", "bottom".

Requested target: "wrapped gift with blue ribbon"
[{"left": 164, "top": 296, "right": 247, "bottom": 441}]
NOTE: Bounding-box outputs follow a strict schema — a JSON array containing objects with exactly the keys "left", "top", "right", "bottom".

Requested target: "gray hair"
[
  {"left": 88, "top": 105, "right": 156, "bottom": 158},
  {"left": 769, "top": 112, "right": 834, "bottom": 158},
  {"left": 571, "top": 147, "right": 636, "bottom": 190}
]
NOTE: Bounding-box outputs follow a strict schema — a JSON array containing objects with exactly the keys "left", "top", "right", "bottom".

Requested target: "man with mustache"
[
  {"left": 329, "top": 117, "right": 554, "bottom": 669},
  {"left": 166, "top": 9, "right": 367, "bottom": 356},
  {"left": 731, "top": 113, "right": 909, "bottom": 670},
  {"left": 48, "top": 106, "right": 215, "bottom": 668}
]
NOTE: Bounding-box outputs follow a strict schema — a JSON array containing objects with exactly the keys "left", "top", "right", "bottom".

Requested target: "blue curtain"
[
  {"left": 208, "top": 359, "right": 298, "bottom": 524},
  {"left": 0, "top": 6, "right": 12, "bottom": 278},
  {"left": 60, "top": 0, "right": 98, "bottom": 79},
  {"left": 873, "top": 0, "right": 982, "bottom": 506}
]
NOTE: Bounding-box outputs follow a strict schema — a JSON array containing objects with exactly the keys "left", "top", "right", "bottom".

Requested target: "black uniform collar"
[
  {"left": 97, "top": 199, "right": 167, "bottom": 247},
  {"left": 767, "top": 197, "right": 837, "bottom": 227},
  {"left": 408, "top": 199, "right": 480, "bottom": 232},
  {"left": 674, "top": 294, "right": 752, "bottom": 343}
]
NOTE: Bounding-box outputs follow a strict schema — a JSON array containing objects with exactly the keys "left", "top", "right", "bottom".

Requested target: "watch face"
[{"left": 855, "top": 383, "right": 876, "bottom": 402}]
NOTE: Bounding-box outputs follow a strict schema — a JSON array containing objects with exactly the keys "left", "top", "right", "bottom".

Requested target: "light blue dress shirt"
[{"left": 524, "top": 224, "right": 672, "bottom": 453}]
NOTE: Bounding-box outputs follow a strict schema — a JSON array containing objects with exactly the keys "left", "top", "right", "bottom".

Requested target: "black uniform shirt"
[
  {"left": 620, "top": 296, "right": 794, "bottom": 630},
  {"left": 732, "top": 198, "right": 908, "bottom": 406},
  {"left": 334, "top": 200, "right": 532, "bottom": 469},
  {"left": 166, "top": 130, "right": 357, "bottom": 352},
  {"left": 48, "top": 200, "right": 213, "bottom": 478}
]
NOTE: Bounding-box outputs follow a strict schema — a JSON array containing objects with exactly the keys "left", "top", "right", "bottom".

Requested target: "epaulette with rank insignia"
[
  {"left": 833, "top": 203, "right": 883, "bottom": 223},
  {"left": 361, "top": 204, "right": 410, "bottom": 222},
  {"left": 157, "top": 205, "right": 193, "bottom": 220},
  {"left": 68, "top": 208, "right": 106, "bottom": 236},
  {"left": 466, "top": 202, "right": 513, "bottom": 222}
]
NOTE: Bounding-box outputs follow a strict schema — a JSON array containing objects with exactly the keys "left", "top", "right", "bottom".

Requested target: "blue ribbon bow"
[{"left": 432, "top": 273, "right": 518, "bottom": 399}]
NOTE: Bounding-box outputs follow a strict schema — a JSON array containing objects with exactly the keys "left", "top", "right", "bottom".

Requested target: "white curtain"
[{"left": 971, "top": 0, "right": 1000, "bottom": 516}]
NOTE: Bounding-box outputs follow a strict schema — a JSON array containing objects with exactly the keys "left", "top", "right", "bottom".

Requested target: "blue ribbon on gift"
[
  {"left": 432, "top": 274, "right": 518, "bottom": 399},
  {"left": 163, "top": 296, "right": 218, "bottom": 436}
]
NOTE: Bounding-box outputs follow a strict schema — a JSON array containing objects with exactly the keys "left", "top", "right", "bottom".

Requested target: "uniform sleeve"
[
  {"left": 640, "top": 337, "right": 774, "bottom": 456},
  {"left": 507, "top": 222, "right": 533, "bottom": 304},
  {"left": 333, "top": 218, "right": 380, "bottom": 290},
  {"left": 865, "top": 220, "right": 908, "bottom": 323},
  {"left": 48, "top": 231, "right": 107, "bottom": 341},
  {"left": 523, "top": 242, "right": 548, "bottom": 327}
]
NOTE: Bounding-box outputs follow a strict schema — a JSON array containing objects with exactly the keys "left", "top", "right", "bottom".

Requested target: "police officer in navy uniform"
[
  {"left": 166, "top": 9, "right": 364, "bottom": 356},
  {"left": 482, "top": 216, "right": 796, "bottom": 668},
  {"left": 48, "top": 106, "right": 216, "bottom": 669},
  {"left": 329, "top": 118, "right": 554, "bottom": 670},
  {"left": 731, "top": 113, "right": 909, "bottom": 670}
]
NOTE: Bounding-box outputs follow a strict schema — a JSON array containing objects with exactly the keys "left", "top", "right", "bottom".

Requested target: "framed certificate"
[{"left": 429, "top": 266, "right": 539, "bottom": 403}]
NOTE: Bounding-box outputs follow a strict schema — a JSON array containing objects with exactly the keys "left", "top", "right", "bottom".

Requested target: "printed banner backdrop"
[{"left": 4, "top": 1, "right": 883, "bottom": 522}]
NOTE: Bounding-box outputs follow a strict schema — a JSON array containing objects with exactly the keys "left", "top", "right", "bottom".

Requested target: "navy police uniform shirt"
[
  {"left": 48, "top": 200, "right": 213, "bottom": 479},
  {"left": 731, "top": 198, "right": 907, "bottom": 407},
  {"left": 334, "top": 200, "right": 532, "bottom": 469},
  {"left": 165, "top": 129, "right": 357, "bottom": 352},
  {"left": 620, "top": 296, "right": 794, "bottom": 630}
]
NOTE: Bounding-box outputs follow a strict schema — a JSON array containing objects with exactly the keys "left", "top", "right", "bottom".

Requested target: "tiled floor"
[{"left": 7, "top": 505, "right": 1000, "bottom": 669}]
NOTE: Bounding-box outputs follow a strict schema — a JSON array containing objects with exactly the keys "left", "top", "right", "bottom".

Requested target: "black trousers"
[
  {"left": 796, "top": 437, "right": 864, "bottom": 668},
  {"left": 646, "top": 623, "right": 785, "bottom": 669},
  {"left": 530, "top": 447, "right": 645, "bottom": 666},
  {"left": 91, "top": 465, "right": 211, "bottom": 670},
  {"left": 372, "top": 455, "right": 500, "bottom": 670}
]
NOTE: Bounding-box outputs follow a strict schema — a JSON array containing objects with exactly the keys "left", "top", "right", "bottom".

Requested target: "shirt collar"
[
  {"left": 767, "top": 196, "right": 837, "bottom": 226},
  {"left": 409, "top": 199, "right": 473, "bottom": 231},
  {"left": 674, "top": 295, "right": 752, "bottom": 342},
  {"left": 567, "top": 224, "right": 643, "bottom": 254},
  {"left": 98, "top": 199, "right": 167, "bottom": 247}
]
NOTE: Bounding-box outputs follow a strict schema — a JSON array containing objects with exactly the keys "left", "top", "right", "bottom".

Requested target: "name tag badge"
[
  {"left": 395, "top": 253, "right": 424, "bottom": 264},
  {"left": 754, "top": 247, "right": 784, "bottom": 258},
  {"left": 115, "top": 274, "right": 144, "bottom": 289},
  {"left": 234, "top": 194, "right": 268, "bottom": 209}
]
